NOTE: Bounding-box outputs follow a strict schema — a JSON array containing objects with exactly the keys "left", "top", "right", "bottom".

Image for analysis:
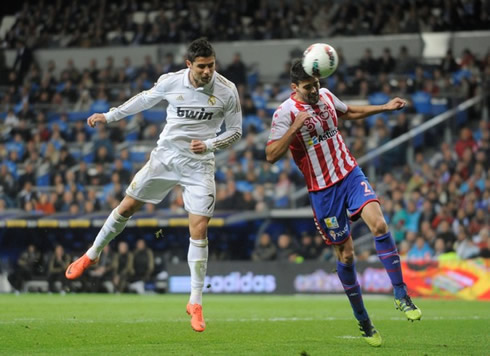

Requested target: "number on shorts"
[
  {"left": 207, "top": 194, "right": 215, "bottom": 210},
  {"left": 360, "top": 181, "right": 372, "bottom": 194}
]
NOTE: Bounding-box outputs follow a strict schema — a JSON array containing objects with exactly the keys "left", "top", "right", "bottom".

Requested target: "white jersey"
[{"left": 104, "top": 68, "right": 242, "bottom": 160}]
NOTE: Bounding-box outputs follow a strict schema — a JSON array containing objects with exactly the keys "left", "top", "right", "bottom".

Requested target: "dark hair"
[
  {"left": 290, "top": 58, "right": 313, "bottom": 84},
  {"left": 186, "top": 38, "right": 215, "bottom": 62}
]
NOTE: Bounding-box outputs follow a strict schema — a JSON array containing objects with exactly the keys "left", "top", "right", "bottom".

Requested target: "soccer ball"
[{"left": 302, "top": 43, "right": 339, "bottom": 78}]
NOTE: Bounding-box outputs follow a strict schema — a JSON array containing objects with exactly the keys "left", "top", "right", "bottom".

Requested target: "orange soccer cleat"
[
  {"left": 65, "top": 254, "right": 98, "bottom": 280},
  {"left": 186, "top": 303, "right": 206, "bottom": 332}
]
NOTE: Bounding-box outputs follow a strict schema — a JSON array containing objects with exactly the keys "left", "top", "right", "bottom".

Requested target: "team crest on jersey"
[
  {"left": 208, "top": 95, "right": 216, "bottom": 105},
  {"left": 329, "top": 230, "right": 337, "bottom": 240},
  {"left": 324, "top": 216, "right": 339, "bottom": 229}
]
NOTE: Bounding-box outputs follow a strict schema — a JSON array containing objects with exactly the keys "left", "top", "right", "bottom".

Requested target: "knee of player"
[
  {"left": 341, "top": 251, "right": 355, "bottom": 265},
  {"left": 372, "top": 219, "right": 389, "bottom": 236}
]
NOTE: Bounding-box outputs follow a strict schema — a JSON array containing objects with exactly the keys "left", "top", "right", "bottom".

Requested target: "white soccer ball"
[{"left": 302, "top": 43, "right": 339, "bottom": 78}]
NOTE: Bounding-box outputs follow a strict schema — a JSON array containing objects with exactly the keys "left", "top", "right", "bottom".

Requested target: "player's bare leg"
[
  {"left": 334, "top": 237, "right": 381, "bottom": 347},
  {"left": 361, "top": 202, "right": 422, "bottom": 321},
  {"left": 186, "top": 213, "right": 209, "bottom": 332},
  {"left": 65, "top": 196, "right": 144, "bottom": 280}
]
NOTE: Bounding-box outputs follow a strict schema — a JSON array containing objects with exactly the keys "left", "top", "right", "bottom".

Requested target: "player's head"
[
  {"left": 186, "top": 38, "right": 216, "bottom": 87},
  {"left": 290, "top": 58, "right": 320, "bottom": 105}
]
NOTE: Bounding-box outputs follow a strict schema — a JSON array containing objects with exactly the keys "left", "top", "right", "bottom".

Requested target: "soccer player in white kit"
[{"left": 65, "top": 38, "right": 242, "bottom": 332}]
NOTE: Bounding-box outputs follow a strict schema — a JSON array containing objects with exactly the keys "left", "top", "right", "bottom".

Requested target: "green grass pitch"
[{"left": 0, "top": 294, "right": 488, "bottom": 355}]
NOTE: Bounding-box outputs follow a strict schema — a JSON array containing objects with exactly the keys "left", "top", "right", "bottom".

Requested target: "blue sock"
[
  {"left": 375, "top": 232, "right": 406, "bottom": 299},
  {"left": 337, "top": 261, "right": 369, "bottom": 321}
]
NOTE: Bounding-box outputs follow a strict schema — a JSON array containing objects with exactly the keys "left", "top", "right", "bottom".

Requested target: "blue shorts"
[{"left": 309, "top": 166, "right": 379, "bottom": 245}]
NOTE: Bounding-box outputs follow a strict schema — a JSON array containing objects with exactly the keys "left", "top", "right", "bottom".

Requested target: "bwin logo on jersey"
[{"left": 177, "top": 107, "right": 214, "bottom": 120}]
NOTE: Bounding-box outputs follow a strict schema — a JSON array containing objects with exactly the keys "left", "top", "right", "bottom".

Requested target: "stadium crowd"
[
  {"left": 1, "top": 0, "right": 490, "bottom": 49},
  {"left": 0, "top": 1, "right": 489, "bottom": 294}
]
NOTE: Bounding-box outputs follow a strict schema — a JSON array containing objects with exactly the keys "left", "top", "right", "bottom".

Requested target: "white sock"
[
  {"left": 86, "top": 208, "right": 129, "bottom": 260},
  {"left": 187, "top": 237, "right": 208, "bottom": 305}
]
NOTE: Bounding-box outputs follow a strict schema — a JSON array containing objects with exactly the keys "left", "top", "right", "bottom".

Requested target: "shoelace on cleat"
[
  {"left": 358, "top": 320, "right": 374, "bottom": 337},
  {"left": 400, "top": 296, "right": 417, "bottom": 311}
]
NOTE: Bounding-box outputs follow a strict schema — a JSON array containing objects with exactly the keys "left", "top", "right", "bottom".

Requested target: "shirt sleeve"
[
  {"left": 203, "top": 85, "right": 242, "bottom": 152},
  {"left": 322, "top": 88, "right": 348, "bottom": 116},
  {"left": 267, "top": 105, "right": 292, "bottom": 144},
  {"left": 104, "top": 75, "right": 167, "bottom": 123}
]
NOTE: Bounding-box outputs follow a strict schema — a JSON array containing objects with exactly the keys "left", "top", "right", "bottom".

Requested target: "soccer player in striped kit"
[
  {"left": 65, "top": 38, "right": 242, "bottom": 332},
  {"left": 266, "top": 59, "right": 421, "bottom": 347}
]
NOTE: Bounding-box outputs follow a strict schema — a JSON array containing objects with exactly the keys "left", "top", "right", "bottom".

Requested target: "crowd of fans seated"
[
  {"left": 0, "top": 45, "right": 489, "bottom": 252},
  {"left": 0, "top": 3, "right": 488, "bottom": 286},
  {"left": 2, "top": 0, "right": 489, "bottom": 49}
]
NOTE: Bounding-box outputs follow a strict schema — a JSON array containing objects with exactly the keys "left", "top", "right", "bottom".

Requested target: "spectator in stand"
[
  {"left": 455, "top": 127, "right": 478, "bottom": 159},
  {"left": 378, "top": 48, "right": 396, "bottom": 74},
  {"left": 7, "top": 244, "right": 43, "bottom": 292},
  {"left": 298, "top": 232, "right": 321, "bottom": 260},
  {"left": 226, "top": 53, "right": 248, "bottom": 88},
  {"left": 359, "top": 48, "right": 379, "bottom": 75},
  {"left": 131, "top": 239, "right": 154, "bottom": 284},
  {"left": 436, "top": 220, "right": 457, "bottom": 251},
  {"left": 47, "top": 245, "right": 71, "bottom": 293},
  {"left": 276, "top": 233, "right": 299, "bottom": 262},
  {"left": 35, "top": 193, "right": 55, "bottom": 215},
  {"left": 407, "top": 235, "right": 434, "bottom": 262},
  {"left": 476, "top": 227, "right": 489, "bottom": 258},
  {"left": 113, "top": 241, "right": 133, "bottom": 293},
  {"left": 251, "top": 233, "right": 277, "bottom": 261},
  {"left": 454, "top": 226, "right": 480, "bottom": 259},
  {"left": 440, "top": 50, "right": 459, "bottom": 74},
  {"left": 433, "top": 238, "right": 447, "bottom": 258}
]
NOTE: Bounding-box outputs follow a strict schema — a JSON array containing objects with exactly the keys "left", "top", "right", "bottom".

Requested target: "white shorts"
[{"left": 125, "top": 147, "right": 216, "bottom": 217}]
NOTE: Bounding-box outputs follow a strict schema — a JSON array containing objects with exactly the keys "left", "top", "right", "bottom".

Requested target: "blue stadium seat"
[
  {"left": 90, "top": 100, "right": 110, "bottom": 113},
  {"left": 431, "top": 98, "right": 448, "bottom": 116},
  {"left": 46, "top": 112, "right": 60, "bottom": 122},
  {"left": 235, "top": 180, "right": 254, "bottom": 193},
  {"left": 125, "top": 131, "right": 139, "bottom": 141},
  {"left": 129, "top": 150, "right": 148, "bottom": 163},
  {"left": 83, "top": 151, "right": 95, "bottom": 163},
  {"left": 412, "top": 91, "right": 432, "bottom": 114},
  {"left": 452, "top": 69, "right": 471, "bottom": 85},
  {"left": 142, "top": 110, "right": 166, "bottom": 124},
  {"left": 68, "top": 111, "right": 91, "bottom": 121},
  {"left": 36, "top": 173, "right": 51, "bottom": 187},
  {"left": 368, "top": 92, "right": 390, "bottom": 106}
]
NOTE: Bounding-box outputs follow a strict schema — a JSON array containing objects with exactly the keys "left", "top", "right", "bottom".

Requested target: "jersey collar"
[
  {"left": 290, "top": 92, "right": 309, "bottom": 106},
  {"left": 183, "top": 68, "right": 215, "bottom": 93}
]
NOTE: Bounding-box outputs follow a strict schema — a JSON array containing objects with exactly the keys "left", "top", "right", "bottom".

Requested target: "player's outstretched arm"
[
  {"left": 343, "top": 97, "right": 406, "bottom": 121},
  {"left": 87, "top": 113, "right": 108, "bottom": 128}
]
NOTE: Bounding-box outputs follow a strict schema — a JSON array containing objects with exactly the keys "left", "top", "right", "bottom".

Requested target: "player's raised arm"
[
  {"left": 342, "top": 97, "right": 406, "bottom": 121},
  {"left": 266, "top": 111, "right": 309, "bottom": 164},
  {"left": 87, "top": 79, "right": 167, "bottom": 128}
]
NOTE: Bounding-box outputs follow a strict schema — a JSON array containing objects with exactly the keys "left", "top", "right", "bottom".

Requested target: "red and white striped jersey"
[{"left": 267, "top": 88, "right": 357, "bottom": 192}]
